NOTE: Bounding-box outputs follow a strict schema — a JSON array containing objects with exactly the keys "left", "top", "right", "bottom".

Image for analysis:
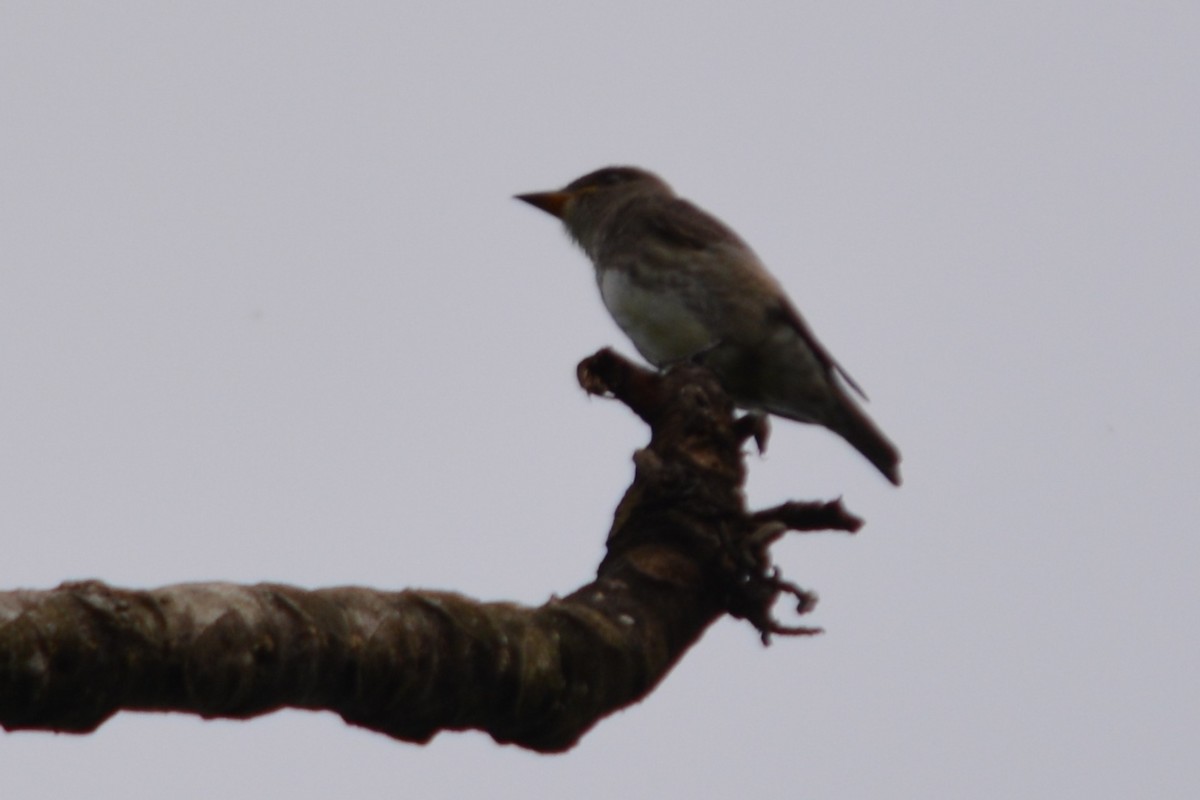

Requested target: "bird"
[{"left": 515, "top": 166, "right": 901, "bottom": 485}]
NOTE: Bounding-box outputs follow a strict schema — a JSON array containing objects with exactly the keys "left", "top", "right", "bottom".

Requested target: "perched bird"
[{"left": 516, "top": 166, "right": 901, "bottom": 485}]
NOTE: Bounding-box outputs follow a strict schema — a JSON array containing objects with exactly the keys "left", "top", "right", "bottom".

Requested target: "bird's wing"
[
  {"left": 777, "top": 300, "right": 869, "bottom": 400},
  {"left": 638, "top": 197, "right": 872, "bottom": 401}
]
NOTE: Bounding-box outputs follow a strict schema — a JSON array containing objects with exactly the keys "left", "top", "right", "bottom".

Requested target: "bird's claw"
[{"left": 734, "top": 412, "right": 771, "bottom": 454}]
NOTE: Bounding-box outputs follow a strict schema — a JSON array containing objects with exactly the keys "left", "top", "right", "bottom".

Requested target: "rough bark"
[{"left": 0, "top": 349, "right": 861, "bottom": 752}]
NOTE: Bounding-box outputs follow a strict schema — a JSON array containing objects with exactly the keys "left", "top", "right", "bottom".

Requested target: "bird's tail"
[{"left": 828, "top": 392, "right": 902, "bottom": 486}]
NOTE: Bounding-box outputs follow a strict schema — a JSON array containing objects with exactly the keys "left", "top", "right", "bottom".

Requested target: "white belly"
[{"left": 598, "top": 269, "right": 715, "bottom": 366}]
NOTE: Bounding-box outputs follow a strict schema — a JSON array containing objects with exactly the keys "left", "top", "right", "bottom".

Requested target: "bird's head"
[{"left": 516, "top": 166, "right": 673, "bottom": 253}]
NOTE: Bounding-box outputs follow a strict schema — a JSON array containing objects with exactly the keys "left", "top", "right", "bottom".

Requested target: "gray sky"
[{"left": 2, "top": 3, "right": 1197, "bottom": 797}]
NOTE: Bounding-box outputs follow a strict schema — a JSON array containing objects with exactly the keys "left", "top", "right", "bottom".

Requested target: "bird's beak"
[{"left": 515, "top": 190, "right": 572, "bottom": 219}]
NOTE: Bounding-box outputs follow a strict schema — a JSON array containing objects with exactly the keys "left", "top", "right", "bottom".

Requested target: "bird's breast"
[{"left": 598, "top": 267, "right": 716, "bottom": 366}]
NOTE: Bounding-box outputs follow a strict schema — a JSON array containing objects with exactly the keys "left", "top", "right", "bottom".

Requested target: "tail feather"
[
  {"left": 700, "top": 338, "right": 901, "bottom": 484},
  {"left": 829, "top": 395, "right": 902, "bottom": 486}
]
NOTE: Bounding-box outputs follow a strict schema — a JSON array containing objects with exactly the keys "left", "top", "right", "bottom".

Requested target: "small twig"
[{"left": 751, "top": 499, "right": 863, "bottom": 534}]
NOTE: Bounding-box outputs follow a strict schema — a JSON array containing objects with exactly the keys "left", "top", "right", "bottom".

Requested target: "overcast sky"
[{"left": 2, "top": 3, "right": 1197, "bottom": 798}]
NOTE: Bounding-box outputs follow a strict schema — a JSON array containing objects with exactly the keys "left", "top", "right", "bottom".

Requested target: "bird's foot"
[{"left": 733, "top": 411, "right": 771, "bottom": 454}]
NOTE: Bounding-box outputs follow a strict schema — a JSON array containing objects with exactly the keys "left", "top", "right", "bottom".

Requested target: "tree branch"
[{"left": 0, "top": 349, "right": 862, "bottom": 752}]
